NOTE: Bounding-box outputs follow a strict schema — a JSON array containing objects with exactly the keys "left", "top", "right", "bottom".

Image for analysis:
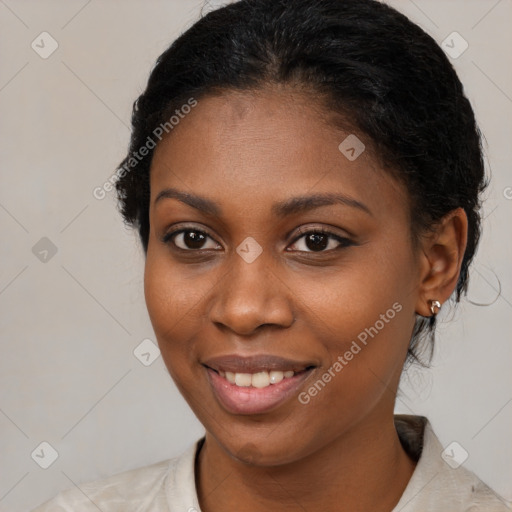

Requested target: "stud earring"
[{"left": 429, "top": 300, "right": 441, "bottom": 316}]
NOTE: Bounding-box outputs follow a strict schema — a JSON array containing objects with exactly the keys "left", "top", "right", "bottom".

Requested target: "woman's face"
[{"left": 145, "top": 88, "right": 421, "bottom": 465}]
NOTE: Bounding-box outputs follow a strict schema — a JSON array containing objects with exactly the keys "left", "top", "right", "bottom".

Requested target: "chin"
[{"left": 211, "top": 428, "right": 311, "bottom": 468}]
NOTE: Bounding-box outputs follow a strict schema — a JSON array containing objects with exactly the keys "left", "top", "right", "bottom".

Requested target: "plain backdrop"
[{"left": 0, "top": 0, "right": 511, "bottom": 510}]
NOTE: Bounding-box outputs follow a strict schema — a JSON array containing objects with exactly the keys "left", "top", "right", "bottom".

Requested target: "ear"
[{"left": 415, "top": 207, "right": 468, "bottom": 317}]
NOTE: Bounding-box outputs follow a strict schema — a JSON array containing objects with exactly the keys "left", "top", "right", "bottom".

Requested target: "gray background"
[{"left": 0, "top": 0, "right": 511, "bottom": 510}]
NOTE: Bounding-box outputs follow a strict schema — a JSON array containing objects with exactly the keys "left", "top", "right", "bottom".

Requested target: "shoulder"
[
  {"left": 31, "top": 459, "right": 172, "bottom": 511},
  {"left": 31, "top": 440, "right": 201, "bottom": 512},
  {"left": 394, "top": 415, "right": 511, "bottom": 512},
  {"left": 426, "top": 463, "right": 511, "bottom": 511}
]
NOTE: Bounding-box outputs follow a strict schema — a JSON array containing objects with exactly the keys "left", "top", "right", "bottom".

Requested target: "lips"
[
  {"left": 203, "top": 354, "right": 315, "bottom": 374},
  {"left": 202, "top": 354, "right": 316, "bottom": 415}
]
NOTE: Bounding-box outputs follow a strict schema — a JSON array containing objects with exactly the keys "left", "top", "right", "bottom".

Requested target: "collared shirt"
[{"left": 32, "top": 415, "right": 510, "bottom": 511}]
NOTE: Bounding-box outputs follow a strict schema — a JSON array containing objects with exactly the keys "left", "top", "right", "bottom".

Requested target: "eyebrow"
[{"left": 154, "top": 187, "right": 372, "bottom": 217}]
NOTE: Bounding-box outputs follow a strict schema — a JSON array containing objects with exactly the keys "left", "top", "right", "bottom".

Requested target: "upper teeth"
[{"left": 219, "top": 370, "right": 295, "bottom": 388}]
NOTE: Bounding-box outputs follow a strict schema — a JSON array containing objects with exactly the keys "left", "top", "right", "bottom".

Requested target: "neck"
[{"left": 196, "top": 412, "right": 417, "bottom": 512}]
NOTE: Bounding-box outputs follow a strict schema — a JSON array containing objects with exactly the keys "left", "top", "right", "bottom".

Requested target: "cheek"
[
  {"left": 292, "top": 240, "right": 416, "bottom": 342},
  {"left": 292, "top": 302, "right": 412, "bottom": 453},
  {"left": 143, "top": 249, "right": 208, "bottom": 367},
  {"left": 295, "top": 246, "right": 416, "bottom": 402},
  {"left": 144, "top": 241, "right": 214, "bottom": 325}
]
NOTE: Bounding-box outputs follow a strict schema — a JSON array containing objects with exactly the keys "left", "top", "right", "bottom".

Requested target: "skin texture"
[{"left": 144, "top": 87, "right": 468, "bottom": 512}]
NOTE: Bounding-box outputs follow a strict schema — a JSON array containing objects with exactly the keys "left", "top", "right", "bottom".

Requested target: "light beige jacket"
[{"left": 32, "top": 415, "right": 510, "bottom": 511}]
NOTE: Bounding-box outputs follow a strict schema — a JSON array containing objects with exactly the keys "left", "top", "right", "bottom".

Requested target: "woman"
[{"left": 33, "top": 0, "right": 509, "bottom": 510}]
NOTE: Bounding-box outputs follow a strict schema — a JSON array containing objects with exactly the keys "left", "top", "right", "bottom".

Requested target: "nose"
[{"left": 208, "top": 249, "right": 295, "bottom": 336}]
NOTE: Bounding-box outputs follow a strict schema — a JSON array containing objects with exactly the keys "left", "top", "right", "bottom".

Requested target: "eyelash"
[{"left": 161, "top": 226, "right": 353, "bottom": 254}]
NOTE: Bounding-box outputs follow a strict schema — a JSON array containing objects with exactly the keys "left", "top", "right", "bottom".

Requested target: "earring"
[{"left": 429, "top": 300, "right": 441, "bottom": 316}]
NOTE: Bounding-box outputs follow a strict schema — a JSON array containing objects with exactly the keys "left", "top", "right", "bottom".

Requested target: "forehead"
[{"left": 149, "top": 88, "right": 407, "bottom": 220}]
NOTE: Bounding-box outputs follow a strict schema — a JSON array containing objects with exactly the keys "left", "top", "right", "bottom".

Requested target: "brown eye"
[
  {"left": 163, "top": 229, "right": 221, "bottom": 251},
  {"left": 288, "top": 229, "right": 353, "bottom": 253}
]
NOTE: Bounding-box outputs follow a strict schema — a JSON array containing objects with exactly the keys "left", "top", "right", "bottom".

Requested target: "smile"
[{"left": 203, "top": 354, "right": 316, "bottom": 415}]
